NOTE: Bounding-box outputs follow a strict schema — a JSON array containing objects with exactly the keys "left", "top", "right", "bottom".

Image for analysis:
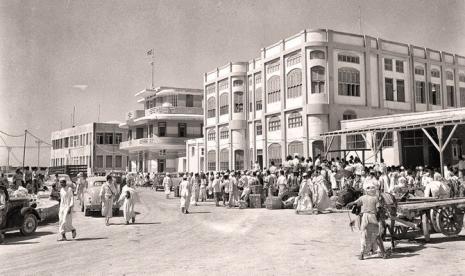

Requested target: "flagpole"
[{"left": 151, "top": 50, "right": 154, "bottom": 89}]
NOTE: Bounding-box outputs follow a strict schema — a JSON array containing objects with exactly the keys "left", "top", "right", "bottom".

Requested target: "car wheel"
[{"left": 20, "top": 213, "right": 38, "bottom": 236}]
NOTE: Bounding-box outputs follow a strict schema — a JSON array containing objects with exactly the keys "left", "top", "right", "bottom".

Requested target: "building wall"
[{"left": 203, "top": 29, "right": 465, "bottom": 171}]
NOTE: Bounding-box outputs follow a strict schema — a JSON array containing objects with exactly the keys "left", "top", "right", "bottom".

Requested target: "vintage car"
[
  {"left": 0, "top": 188, "right": 41, "bottom": 243},
  {"left": 80, "top": 176, "right": 120, "bottom": 216}
]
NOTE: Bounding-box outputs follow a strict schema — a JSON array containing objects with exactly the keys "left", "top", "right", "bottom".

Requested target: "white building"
[
  {"left": 119, "top": 86, "right": 204, "bottom": 173},
  {"left": 202, "top": 28, "right": 465, "bottom": 172},
  {"left": 50, "top": 122, "right": 128, "bottom": 175}
]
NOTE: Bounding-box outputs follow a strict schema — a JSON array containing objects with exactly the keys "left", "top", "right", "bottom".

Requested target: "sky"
[{"left": 0, "top": 0, "right": 464, "bottom": 167}]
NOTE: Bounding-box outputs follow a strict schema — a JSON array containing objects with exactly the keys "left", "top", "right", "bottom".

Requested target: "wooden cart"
[{"left": 385, "top": 197, "right": 465, "bottom": 246}]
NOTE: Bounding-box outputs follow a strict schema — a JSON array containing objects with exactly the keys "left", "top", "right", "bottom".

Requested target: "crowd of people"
[{"left": 166, "top": 153, "right": 465, "bottom": 260}]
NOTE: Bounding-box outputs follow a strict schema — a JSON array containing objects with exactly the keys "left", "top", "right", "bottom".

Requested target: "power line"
[
  {"left": 26, "top": 130, "right": 52, "bottom": 146},
  {"left": 0, "top": 129, "right": 24, "bottom": 138}
]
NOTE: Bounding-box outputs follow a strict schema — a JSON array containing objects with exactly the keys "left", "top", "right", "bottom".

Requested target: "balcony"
[
  {"left": 119, "top": 136, "right": 190, "bottom": 151},
  {"left": 145, "top": 106, "right": 203, "bottom": 116}
]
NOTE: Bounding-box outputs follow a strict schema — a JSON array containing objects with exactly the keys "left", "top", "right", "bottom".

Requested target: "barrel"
[
  {"left": 250, "top": 185, "right": 263, "bottom": 195},
  {"left": 249, "top": 194, "right": 262, "bottom": 208}
]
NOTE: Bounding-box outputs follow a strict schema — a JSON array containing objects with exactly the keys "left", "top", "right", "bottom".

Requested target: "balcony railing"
[
  {"left": 119, "top": 137, "right": 190, "bottom": 149},
  {"left": 145, "top": 106, "right": 203, "bottom": 116}
]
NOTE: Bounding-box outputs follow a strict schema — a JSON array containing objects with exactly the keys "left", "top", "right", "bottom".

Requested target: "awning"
[{"left": 321, "top": 107, "right": 465, "bottom": 137}]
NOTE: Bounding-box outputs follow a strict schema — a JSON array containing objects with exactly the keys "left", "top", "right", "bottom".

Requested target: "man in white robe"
[
  {"left": 58, "top": 179, "right": 76, "bottom": 241},
  {"left": 163, "top": 174, "right": 172, "bottom": 199},
  {"left": 179, "top": 176, "right": 192, "bottom": 214},
  {"left": 119, "top": 180, "right": 138, "bottom": 224}
]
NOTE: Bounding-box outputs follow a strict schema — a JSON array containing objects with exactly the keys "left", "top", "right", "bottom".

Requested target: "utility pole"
[
  {"left": 6, "top": 147, "right": 11, "bottom": 168},
  {"left": 22, "top": 130, "right": 27, "bottom": 168},
  {"left": 35, "top": 140, "right": 41, "bottom": 168}
]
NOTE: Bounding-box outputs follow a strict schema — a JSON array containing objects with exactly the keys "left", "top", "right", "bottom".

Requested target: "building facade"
[
  {"left": 119, "top": 86, "right": 203, "bottom": 173},
  {"left": 184, "top": 138, "right": 205, "bottom": 173},
  {"left": 203, "top": 29, "right": 465, "bottom": 171},
  {"left": 50, "top": 123, "right": 128, "bottom": 175}
]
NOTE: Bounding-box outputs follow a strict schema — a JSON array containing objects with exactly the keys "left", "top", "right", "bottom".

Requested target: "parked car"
[
  {"left": 0, "top": 188, "right": 41, "bottom": 243},
  {"left": 80, "top": 176, "right": 120, "bottom": 216},
  {"left": 45, "top": 174, "right": 75, "bottom": 191}
]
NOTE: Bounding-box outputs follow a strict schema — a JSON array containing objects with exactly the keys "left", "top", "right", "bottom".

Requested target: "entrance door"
[
  {"left": 158, "top": 159, "right": 165, "bottom": 173},
  {"left": 402, "top": 146, "right": 423, "bottom": 168},
  {"left": 257, "top": 149, "right": 263, "bottom": 169}
]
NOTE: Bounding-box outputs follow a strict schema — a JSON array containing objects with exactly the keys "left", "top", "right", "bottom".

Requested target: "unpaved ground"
[{"left": 1, "top": 189, "right": 465, "bottom": 276}]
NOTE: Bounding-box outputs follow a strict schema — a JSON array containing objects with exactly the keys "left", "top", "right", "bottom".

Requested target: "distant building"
[
  {"left": 119, "top": 86, "right": 204, "bottom": 173},
  {"left": 203, "top": 28, "right": 465, "bottom": 171},
  {"left": 50, "top": 123, "right": 128, "bottom": 175}
]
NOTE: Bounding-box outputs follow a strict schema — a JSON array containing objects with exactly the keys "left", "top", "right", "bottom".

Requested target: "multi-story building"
[
  {"left": 203, "top": 28, "right": 465, "bottom": 171},
  {"left": 50, "top": 123, "right": 128, "bottom": 175},
  {"left": 183, "top": 138, "right": 205, "bottom": 173},
  {"left": 119, "top": 86, "right": 203, "bottom": 173}
]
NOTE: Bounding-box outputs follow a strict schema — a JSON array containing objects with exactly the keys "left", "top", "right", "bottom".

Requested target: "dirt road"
[{"left": 1, "top": 189, "right": 465, "bottom": 276}]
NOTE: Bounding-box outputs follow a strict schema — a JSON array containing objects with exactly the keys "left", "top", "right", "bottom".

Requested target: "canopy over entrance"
[{"left": 320, "top": 108, "right": 465, "bottom": 175}]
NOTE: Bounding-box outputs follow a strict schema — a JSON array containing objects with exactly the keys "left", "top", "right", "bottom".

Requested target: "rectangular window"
[
  {"left": 288, "top": 115, "right": 302, "bottom": 128},
  {"left": 207, "top": 131, "right": 215, "bottom": 141},
  {"left": 446, "top": 71, "right": 454, "bottom": 81},
  {"left": 255, "top": 73, "right": 262, "bottom": 84},
  {"left": 346, "top": 134, "right": 366, "bottom": 149},
  {"left": 266, "top": 62, "right": 280, "bottom": 74},
  {"left": 415, "top": 67, "right": 425, "bottom": 75},
  {"left": 96, "top": 133, "right": 104, "bottom": 145},
  {"left": 431, "top": 70, "right": 440, "bottom": 78},
  {"left": 460, "top": 74, "right": 465, "bottom": 82},
  {"left": 402, "top": 130, "right": 424, "bottom": 146},
  {"left": 397, "top": 80, "right": 405, "bottom": 102},
  {"left": 256, "top": 124, "right": 262, "bottom": 136},
  {"left": 338, "top": 69, "right": 360, "bottom": 97},
  {"left": 206, "top": 84, "right": 215, "bottom": 95},
  {"left": 430, "top": 83, "right": 441, "bottom": 105},
  {"left": 186, "top": 95, "right": 194, "bottom": 107},
  {"left": 178, "top": 123, "right": 187, "bottom": 137},
  {"left": 415, "top": 81, "right": 426, "bottom": 104},
  {"left": 268, "top": 119, "right": 281, "bottom": 132},
  {"left": 376, "top": 132, "right": 393, "bottom": 148},
  {"left": 461, "top": 88, "right": 465, "bottom": 107},
  {"left": 115, "top": 133, "right": 122, "bottom": 144},
  {"left": 105, "top": 155, "right": 113, "bottom": 168},
  {"left": 201, "top": 148, "right": 204, "bottom": 155},
  {"left": 385, "top": 78, "right": 394, "bottom": 101},
  {"left": 447, "top": 85, "right": 455, "bottom": 107},
  {"left": 96, "top": 155, "right": 104, "bottom": 168},
  {"left": 338, "top": 54, "right": 360, "bottom": 64},
  {"left": 104, "top": 133, "right": 113, "bottom": 145},
  {"left": 286, "top": 54, "right": 301, "bottom": 66},
  {"left": 218, "top": 79, "right": 229, "bottom": 90},
  {"left": 384, "top": 59, "right": 393, "bottom": 71},
  {"left": 158, "top": 122, "right": 166, "bottom": 137},
  {"left": 159, "top": 150, "right": 166, "bottom": 156},
  {"left": 220, "top": 129, "right": 229, "bottom": 139},
  {"left": 395, "top": 60, "right": 404, "bottom": 73},
  {"left": 255, "top": 87, "right": 263, "bottom": 110},
  {"left": 115, "top": 156, "right": 122, "bottom": 168}
]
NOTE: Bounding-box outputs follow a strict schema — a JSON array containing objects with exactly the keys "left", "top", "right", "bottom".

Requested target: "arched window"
[
  {"left": 431, "top": 69, "right": 440, "bottom": 78},
  {"left": 234, "top": 92, "right": 244, "bottom": 113},
  {"left": 267, "top": 76, "right": 281, "bottom": 103},
  {"left": 288, "top": 112, "right": 302, "bottom": 128},
  {"left": 234, "top": 150, "right": 244, "bottom": 170},
  {"left": 255, "top": 87, "right": 263, "bottom": 110},
  {"left": 268, "top": 143, "right": 282, "bottom": 166},
  {"left": 268, "top": 116, "right": 281, "bottom": 132},
  {"left": 446, "top": 71, "right": 454, "bottom": 81},
  {"left": 207, "top": 150, "right": 216, "bottom": 171},
  {"left": 207, "top": 97, "right": 216, "bottom": 118},
  {"left": 220, "top": 127, "right": 229, "bottom": 140},
  {"left": 207, "top": 129, "right": 216, "bottom": 141},
  {"left": 287, "top": 69, "right": 302, "bottom": 98},
  {"left": 338, "top": 68, "right": 360, "bottom": 97},
  {"left": 342, "top": 110, "right": 357, "bottom": 120},
  {"left": 220, "top": 148, "right": 229, "bottom": 170},
  {"left": 310, "top": 50, "right": 325, "bottom": 60},
  {"left": 219, "top": 93, "right": 229, "bottom": 115},
  {"left": 311, "top": 66, "right": 325, "bottom": 94},
  {"left": 288, "top": 141, "right": 303, "bottom": 157}
]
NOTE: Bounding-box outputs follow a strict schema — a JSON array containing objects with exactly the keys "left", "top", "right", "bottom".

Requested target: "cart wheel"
[
  {"left": 430, "top": 209, "right": 441, "bottom": 233},
  {"left": 436, "top": 206, "right": 464, "bottom": 237},
  {"left": 422, "top": 212, "right": 430, "bottom": 242},
  {"left": 392, "top": 225, "right": 409, "bottom": 238}
]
